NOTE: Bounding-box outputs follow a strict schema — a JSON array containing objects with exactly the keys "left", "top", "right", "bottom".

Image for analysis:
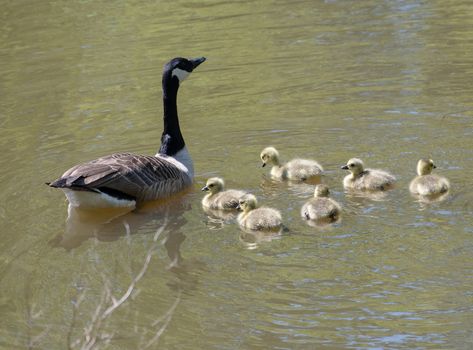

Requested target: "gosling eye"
[
  {"left": 349, "top": 163, "right": 355, "bottom": 168},
  {"left": 209, "top": 184, "right": 214, "bottom": 188}
]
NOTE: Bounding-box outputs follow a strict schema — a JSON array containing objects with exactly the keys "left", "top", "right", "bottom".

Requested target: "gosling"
[
  {"left": 236, "top": 194, "right": 282, "bottom": 231},
  {"left": 260, "top": 146, "right": 323, "bottom": 181},
  {"left": 409, "top": 159, "right": 450, "bottom": 196},
  {"left": 301, "top": 184, "right": 342, "bottom": 222},
  {"left": 201, "top": 177, "right": 247, "bottom": 210},
  {"left": 341, "top": 158, "right": 396, "bottom": 191}
]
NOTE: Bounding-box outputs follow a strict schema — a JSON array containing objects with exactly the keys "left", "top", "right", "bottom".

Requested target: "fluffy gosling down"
[
  {"left": 409, "top": 159, "right": 450, "bottom": 196},
  {"left": 236, "top": 194, "right": 282, "bottom": 231},
  {"left": 201, "top": 177, "right": 247, "bottom": 210},
  {"left": 301, "top": 184, "right": 342, "bottom": 223},
  {"left": 260, "top": 146, "right": 323, "bottom": 181},
  {"left": 341, "top": 158, "right": 396, "bottom": 191}
]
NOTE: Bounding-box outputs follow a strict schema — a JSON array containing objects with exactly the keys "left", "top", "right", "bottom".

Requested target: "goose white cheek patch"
[{"left": 172, "top": 68, "right": 190, "bottom": 82}]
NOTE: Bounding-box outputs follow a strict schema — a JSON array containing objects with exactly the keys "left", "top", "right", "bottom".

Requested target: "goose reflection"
[{"left": 50, "top": 191, "right": 192, "bottom": 269}]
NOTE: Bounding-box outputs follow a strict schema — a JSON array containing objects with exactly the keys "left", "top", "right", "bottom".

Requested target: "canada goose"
[
  {"left": 236, "top": 194, "right": 282, "bottom": 231},
  {"left": 409, "top": 159, "right": 450, "bottom": 196},
  {"left": 301, "top": 184, "right": 341, "bottom": 222},
  {"left": 48, "top": 57, "right": 206, "bottom": 209},
  {"left": 201, "top": 177, "right": 247, "bottom": 210},
  {"left": 260, "top": 146, "right": 323, "bottom": 181},
  {"left": 341, "top": 158, "right": 396, "bottom": 191}
]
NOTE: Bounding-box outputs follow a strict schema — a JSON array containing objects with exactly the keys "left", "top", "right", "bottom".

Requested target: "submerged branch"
[
  {"left": 69, "top": 214, "right": 169, "bottom": 350},
  {"left": 144, "top": 289, "right": 182, "bottom": 349}
]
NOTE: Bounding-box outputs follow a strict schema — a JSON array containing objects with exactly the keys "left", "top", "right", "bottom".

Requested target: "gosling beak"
[
  {"left": 236, "top": 204, "right": 241, "bottom": 210},
  {"left": 201, "top": 186, "right": 209, "bottom": 192},
  {"left": 262, "top": 163, "right": 266, "bottom": 168},
  {"left": 190, "top": 57, "right": 206, "bottom": 70},
  {"left": 341, "top": 165, "right": 349, "bottom": 170},
  {"left": 433, "top": 165, "right": 437, "bottom": 169}
]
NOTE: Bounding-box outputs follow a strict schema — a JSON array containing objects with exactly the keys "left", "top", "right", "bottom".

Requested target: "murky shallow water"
[{"left": 1, "top": 0, "right": 473, "bottom": 348}]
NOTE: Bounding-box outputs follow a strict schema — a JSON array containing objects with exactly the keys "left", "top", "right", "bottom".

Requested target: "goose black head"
[{"left": 163, "top": 57, "right": 206, "bottom": 86}]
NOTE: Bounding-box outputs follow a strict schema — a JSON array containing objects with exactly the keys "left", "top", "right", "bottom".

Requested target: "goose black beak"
[
  {"left": 201, "top": 186, "right": 209, "bottom": 192},
  {"left": 433, "top": 165, "right": 437, "bottom": 169},
  {"left": 262, "top": 163, "right": 266, "bottom": 168},
  {"left": 341, "top": 165, "right": 349, "bottom": 170},
  {"left": 190, "top": 57, "right": 206, "bottom": 70}
]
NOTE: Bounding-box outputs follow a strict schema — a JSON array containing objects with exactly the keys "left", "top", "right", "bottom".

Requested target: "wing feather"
[{"left": 49, "top": 153, "right": 191, "bottom": 202}]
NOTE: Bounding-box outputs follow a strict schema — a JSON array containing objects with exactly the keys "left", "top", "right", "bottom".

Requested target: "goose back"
[{"left": 50, "top": 152, "right": 192, "bottom": 203}]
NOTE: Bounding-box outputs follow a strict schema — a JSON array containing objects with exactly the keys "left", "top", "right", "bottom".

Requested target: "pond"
[{"left": 1, "top": 0, "right": 473, "bottom": 348}]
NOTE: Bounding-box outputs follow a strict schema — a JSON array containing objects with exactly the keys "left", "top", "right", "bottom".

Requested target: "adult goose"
[{"left": 48, "top": 56, "right": 206, "bottom": 209}]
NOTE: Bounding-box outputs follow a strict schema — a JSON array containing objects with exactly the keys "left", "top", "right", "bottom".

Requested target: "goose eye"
[
  {"left": 349, "top": 164, "right": 354, "bottom": 167},
  {"left": 209, "top": 184, "right": 214, "bottom": 187}
]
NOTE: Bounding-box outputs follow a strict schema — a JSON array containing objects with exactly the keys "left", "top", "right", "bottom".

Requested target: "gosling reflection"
[
  {"left": 304, "top": 216, "right": 342, "bottom": 228},
  {"left": 259, "top": 175, "right": 316, "bottom": 198},
  {"left": 413, "top": 191, "right": 450, "bottom": 205},
  {"left": 202, "top": 206, "right": 239, "bottom": 230},
  {"left": 343, "top": 188, "right": 392, "bottom": 201},
  {"left": 239, "top": 226, "right": 283, "bottom": 249},
  {"left": 50, "top": 192, "right": 192, "bottom": 269}
]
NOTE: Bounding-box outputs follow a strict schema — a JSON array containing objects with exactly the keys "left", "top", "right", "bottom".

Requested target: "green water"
[{"left": 1, "top": 0, "right": 473, "bottom": 348}]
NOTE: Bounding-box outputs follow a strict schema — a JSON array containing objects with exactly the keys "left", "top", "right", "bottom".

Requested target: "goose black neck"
[{"left": 159, "top": 76, "right": 185, "bottom": 156}]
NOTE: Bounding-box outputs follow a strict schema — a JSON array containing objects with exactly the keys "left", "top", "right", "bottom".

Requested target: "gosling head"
[
  {"left": 341, "top": 158, "right": 365, "bottom": 176},
  {"left": 236, "top": 194, "right": 257, "bottom": 212},
  {"left": 314, "top": 184, "right": 330, "bottom": 198},
  {"left": 201, "top": 177, "right": 224, "bottom": 194},
  {"left": 260, "top": 147, "right": 280, "bottom": 167},
  {"left": 416, "top": 158, "right": 436, "bottom": 176},
  {"left": 163, "top": 56, "right": 206, "bottom": 87}
]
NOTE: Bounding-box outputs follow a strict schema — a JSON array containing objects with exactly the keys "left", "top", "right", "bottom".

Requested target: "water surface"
[{"left": 1, "top": 0, "right": 473, "bottom": 349}]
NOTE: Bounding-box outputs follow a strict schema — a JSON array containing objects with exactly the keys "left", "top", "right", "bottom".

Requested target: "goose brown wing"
[{"left": 49, "top": 153, "right": 191, "bottom": 201}]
